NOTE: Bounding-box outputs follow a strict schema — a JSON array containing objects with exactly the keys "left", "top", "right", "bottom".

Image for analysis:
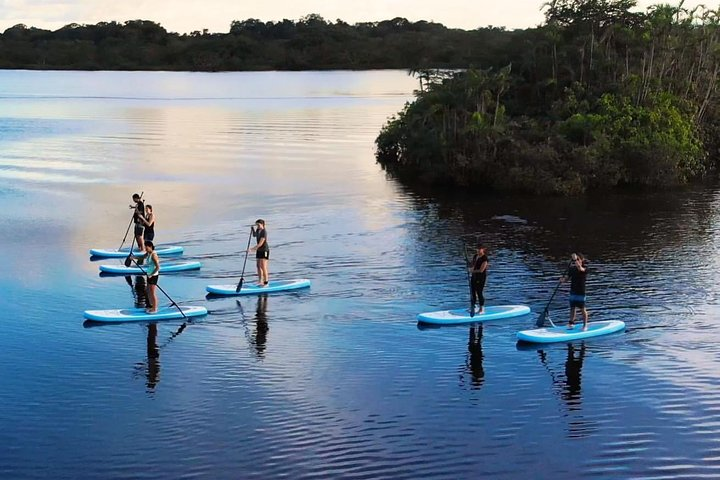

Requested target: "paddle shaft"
[
  {"left": 536, "top": 261, "right": 573, "bottom": 327},
  {"left": 128, "top": 254, "right": 187, "bottom": 320},
  {"left": 120, "top": 191, "right": 143, "bottom": 250},
  {"left": 236, "top": 226, "right": 254, "bottom": 292}
]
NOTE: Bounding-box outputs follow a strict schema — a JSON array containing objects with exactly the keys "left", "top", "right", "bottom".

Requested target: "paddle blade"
[
  {"left": 536, "top": 311, "right": 546, "bottom": 328},
  {"left": 235, "top": 278, "right": 244, "bottom": 293},
  {"left": 124, "top": 255, "right": 133, "bottom": 267}
]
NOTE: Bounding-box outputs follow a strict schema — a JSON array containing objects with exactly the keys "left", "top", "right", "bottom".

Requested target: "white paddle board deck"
[
  {"left": 99, "top": 261, "right": 202, "bottom": 274},
  {"left": 90, "top": 246, "right": 184, "bottom": 257},
  {"left": 206, "top": 279, "right": 311, "bottom": 296},
  {"left": 84, "top": 306, "right": 207, "bottom": 322},
  {"left": 516, "top": 320, "right": 626, "bottom": 343},
  {"left": 417, "top": 305, "right": 531, "bottom": 325}
]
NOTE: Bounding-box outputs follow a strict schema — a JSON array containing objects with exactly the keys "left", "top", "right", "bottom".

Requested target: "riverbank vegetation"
[
  {"left": 376, "top": 1, "right": 720, "bottom": 194},
  {"left": 1, "top": 15, "right": 520, "bottom": 71}
]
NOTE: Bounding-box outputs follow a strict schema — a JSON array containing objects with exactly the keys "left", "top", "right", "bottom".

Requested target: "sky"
[{"left": 0, "top": 0, "right": 708, "bottom": 34}]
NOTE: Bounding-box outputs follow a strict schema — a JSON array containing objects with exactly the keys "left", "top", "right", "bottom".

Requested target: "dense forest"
[
  {"left": 0, "top": 15, "right": 520, "bottom": 70},
  {"left": 377, "top": 0, "right": 720, "bottom": 194}
]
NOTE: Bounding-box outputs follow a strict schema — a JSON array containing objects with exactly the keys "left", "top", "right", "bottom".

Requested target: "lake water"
[{"left": 2, "top": 70, "right": 720, "bottom": 479}]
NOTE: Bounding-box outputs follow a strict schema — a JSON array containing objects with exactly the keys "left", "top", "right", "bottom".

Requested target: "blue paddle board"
[
  {"left": 516, "top": 320, "right": 626, "bottom": 343},
  {"left": 89, "top": 246, "right": 184, "bottom": 257},
  {"left": 417, "top": 305, "right": 531, "bottom": 325},
  {"left": 99, "top": 261, "right": 201, "bottom": 274},
  {"left": 84, "top": 305, "right": 207, "bottom": 322},
  {"left": 206, "top": 279, "right": 311, "bottom": 296}
]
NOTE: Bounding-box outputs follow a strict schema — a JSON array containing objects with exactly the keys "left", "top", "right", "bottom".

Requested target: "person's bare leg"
[
  {"left": 581, "top": 307, "right": 589, "bottom": 330},
  {"left": 569, "top": 307, "right": 576, "bottom": 328},
  {"left": 261, "top": 259, "right": 269, "bottom": 285},
  {"left": 256, "top": 259, "right": 263, "bottom": 286}
]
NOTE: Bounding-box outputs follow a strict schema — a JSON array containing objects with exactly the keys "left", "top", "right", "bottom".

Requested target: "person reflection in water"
[
  {"left": 467, "top": 324, "right": 485, "bottom": 388},
  {"left": 563, "top": 343, "right": 586, "bottom": 406},
  {"left": 145, "top": 323, "right": 160, "bottom": 392},
  {"left": 126, "top": 275, "right": 148, "bottom": 308},
  {"left": 251, "top": 295, "right": 269, "bottom": 358}
]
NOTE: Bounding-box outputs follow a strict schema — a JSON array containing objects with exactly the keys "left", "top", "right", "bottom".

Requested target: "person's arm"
[
  {"left": 141, "top": 214, "right": 154, "bottom": 227},
  {"left": 478, "top": 259, "right": 488, "bottom": 274}
]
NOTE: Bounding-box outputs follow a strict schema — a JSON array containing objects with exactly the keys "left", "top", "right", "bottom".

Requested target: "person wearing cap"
[
  {"left": 563, "top": 253, "right": 589, "bottom": 330},
  {"left": 249, "top": 219, "right": 270, "bottom": 286},
  {"left": 468, "top": 245, "right": 489, "bottom": 314}
]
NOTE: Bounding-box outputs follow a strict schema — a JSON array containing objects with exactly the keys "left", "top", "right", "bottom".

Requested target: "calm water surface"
[{"left": 2, "top": 70, "right": 720, "bottom": 479}]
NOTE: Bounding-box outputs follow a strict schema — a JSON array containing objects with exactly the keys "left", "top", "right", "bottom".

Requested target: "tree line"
[
  {"left": 376, "top": 0, "right": 720, "bottom": 194},
  {"left": 0, "top": 15, "right": 521, "bottom": 70}
]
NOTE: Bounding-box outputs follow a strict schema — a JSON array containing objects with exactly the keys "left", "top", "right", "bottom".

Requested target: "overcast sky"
[{"left": 0, "top": 0, "right": 707, "bottom": 34}]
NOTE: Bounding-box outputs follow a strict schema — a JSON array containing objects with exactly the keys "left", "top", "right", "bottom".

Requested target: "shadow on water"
[
  {"left": 463, "top": 324, "right": 484, "bottom": 389},
  {"left": 518, "top": 341, "right": 597, "bottom": 438},
  {"left": 238, "top": 295, "right": 270, "bottom": 360},
  {"left": 396, "top": 181, "right": 720, "bottom": 262}
]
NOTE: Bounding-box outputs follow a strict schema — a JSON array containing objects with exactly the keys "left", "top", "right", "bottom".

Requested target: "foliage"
[
  {"left": 376, "top": 0, "right": 720, "bottom": 194},
  {"left": 0, "top": 16, "right": 519, "bottom": 71}
]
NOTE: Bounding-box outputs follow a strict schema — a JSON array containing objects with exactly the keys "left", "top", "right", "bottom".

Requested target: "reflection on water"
[
  {"left": 3, "top": 70, "right": 720, "bottom": 479},
  {"left": 465, "top": 325, "right": 484, "bottom": 389},
  {"left": 254, "top": 295, "right": 269, "bottom": 358}
]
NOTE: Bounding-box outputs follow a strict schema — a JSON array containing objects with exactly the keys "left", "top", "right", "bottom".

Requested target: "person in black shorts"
[
  {"left": 563, "top": 253, "right": 589, "bottom": 330},
  {"left": 142, "top": 205, "right": 155, "bottom": 242},
  {"left": 468, "top": 245, "right": 489, "bottom": 314},
  {"left": 250, "top": 219, "right": 270, "bottom": 286},
  {"left": 130, "top": 193, "right": 145, "bottom": 252}
]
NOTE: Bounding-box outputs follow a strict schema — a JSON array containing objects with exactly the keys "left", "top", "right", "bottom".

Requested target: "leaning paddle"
[
  {"left": 127, "top": 253, "right": 187, "bottom": 320},
  {"left": 536, "top": 261, "right": 573, "bottom": 328},
  {"left": 462, "top": 243, "right": 476, "bottom": 318},
  {"left": 235, "top": 226, "right": 254, "bottom": 293}
]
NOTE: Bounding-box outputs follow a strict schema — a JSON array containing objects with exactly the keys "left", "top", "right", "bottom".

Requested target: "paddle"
[
  {"left": 127, "top": 253, "right": 187, "bottom": 320},
  {"left": 124, "top": 192, "right": 144, "bottom": 267},
  {"left": 120, "top": 191, "right": 143, "bottom": 251},
  {"left": 462, "top": 243, "right": 476, "bottom": 318},
  {"left": 235, "top": 226, "right": 255, "bottom": 293},
  {"left": 535, "top": 260, "right": 574, "bottom": 328}
]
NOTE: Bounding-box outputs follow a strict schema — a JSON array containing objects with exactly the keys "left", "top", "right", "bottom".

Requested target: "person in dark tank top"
[
  {"left": 142, "top": 205, "right": 155, "bottom": 242},
  {"left": 468, "top": 245, "right": 489, "bottom": 314},
  {"left": 249, "top": 219, "right": 270, "bottom": 286}
]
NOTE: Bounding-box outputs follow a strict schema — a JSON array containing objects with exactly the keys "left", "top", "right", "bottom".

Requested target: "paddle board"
[
  {"left": 84, "top": 305, "right": 207, "bottom": 322},
  {"left": 516, "top": 320, "right": 626, "bottom": 343},
  {"left": 206, "top": 279, "right": 311, "bottom": 296},
  {"left": 417, "top": 305, "right": 531, "bottom": 325},
  {"left": 99, "top": 261, "right": 202, "bottom": 274},
  {"left": 89, "top": 246, "right": 184, "bottom": 257}
]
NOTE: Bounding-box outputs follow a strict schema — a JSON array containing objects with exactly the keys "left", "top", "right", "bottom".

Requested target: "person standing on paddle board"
[
  {"left": 468, "top": 245, "right": 489, "bottom": 314},
  {"left": 141, "top": 205, "right": 155, "bottom": 243},
  {"left": 563, "top": 253, "right": 589, "bottom": 330},
  {"left": 249, "top": 219, "right": 270, "bottom": 287},
  {"left": 136, "top": 241, "right": 160, "bottom": 314},
  {"left": 130, "top": 193, "right": 146, "bottom": 253}
]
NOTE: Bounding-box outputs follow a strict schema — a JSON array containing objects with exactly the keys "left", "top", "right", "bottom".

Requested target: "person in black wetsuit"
[
  {"left": 468, "top": 245, "right": 489, "bottom": 314},
  {"left": 130, "top": 193, "right": 145, "bottom": 252},
  {"left": 563, "top": 253, "right": 589, "bottom": 330},
  {"left": 249, "top": 219, "right": 270, "bottom": 287}
]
